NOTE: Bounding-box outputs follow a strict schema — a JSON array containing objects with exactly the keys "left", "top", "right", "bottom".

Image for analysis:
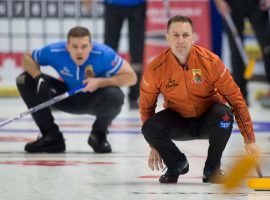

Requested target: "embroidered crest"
[
  {"left": 85, "top": 65, "right": 95, "bottom": 78},
  {"left": 192, "top": 69, "right": 202, "bottom": 83}
]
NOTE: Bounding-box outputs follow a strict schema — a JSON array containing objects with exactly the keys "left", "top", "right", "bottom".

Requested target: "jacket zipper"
[
  {"left": 184, "top": 69, "right": 198, "bottom": 117},
  {"left": 76, "top": 66, "right": 80, "bottom": 81}
]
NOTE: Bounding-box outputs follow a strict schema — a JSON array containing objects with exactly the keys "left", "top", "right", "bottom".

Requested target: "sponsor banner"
[
  {"left": 0, "top": 53, "right": 23, "bottom": 84},
  {"left": 0, "top": 53, "right": 23, "bottom": 96},
  {"left": 0, "top": 53, "right": 58, "bottom": 96}
]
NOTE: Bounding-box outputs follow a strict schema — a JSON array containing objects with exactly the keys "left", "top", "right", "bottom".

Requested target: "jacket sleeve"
[
  {"left": 212, "top": 59, "right": 255, "bottom": 143},
  {"left": 139, "top": 66, "right": 159, "bottom": 125}
]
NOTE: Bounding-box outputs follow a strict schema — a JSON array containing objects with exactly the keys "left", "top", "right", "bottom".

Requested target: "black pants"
[
  {"left": 104, "top": 3, "right": 146, "bottom": 101},
  {"left": 16, "top": 72, "right": 124, "bottom": 137},
  {"left": 142, "top": 104, "right": 234, "bottom": 170},
  {"left": 224, "top": 0, "right": 270, "bottom": 100}
]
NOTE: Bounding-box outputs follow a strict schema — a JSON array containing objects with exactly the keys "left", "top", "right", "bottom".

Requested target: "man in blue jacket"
[{"left": 16, "top": 26, "right": 137, "bottom": 153}]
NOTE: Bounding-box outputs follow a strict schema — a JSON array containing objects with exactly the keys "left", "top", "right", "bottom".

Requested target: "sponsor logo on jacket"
[
  {"left": 166, "top": 78, "right": 179, "bottom": 88},
  {"left": 60, "top": 66, "right": 73, "bottom": 77}
]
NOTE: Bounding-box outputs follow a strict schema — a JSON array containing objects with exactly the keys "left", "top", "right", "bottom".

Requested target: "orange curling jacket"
[{"left": 140, "top": 45, "right": 255, "bottom": 144}]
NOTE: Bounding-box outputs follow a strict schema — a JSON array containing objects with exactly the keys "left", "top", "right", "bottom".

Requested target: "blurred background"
[
  {"left": 0, "top": 2, "right": 269, "bottom": 199},
  {"left": 0, "top": 0, "right": 266, "bottom": 97}
]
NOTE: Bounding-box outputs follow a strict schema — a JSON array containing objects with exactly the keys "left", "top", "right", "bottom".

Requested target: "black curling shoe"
[
  {"left": 159, "top": 158, "right": 189, "bottom": 183},
  {"left": 88, "top": 133, "right": 112, "bottom": 153},
  {"left": 203, "top": 166, "right": 226, "bottom": 184},
  {"left": 25, "top": 135, "right": 65, "bottom": 153}
]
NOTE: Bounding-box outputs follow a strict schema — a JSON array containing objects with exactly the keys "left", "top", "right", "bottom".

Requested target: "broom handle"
[
  {"left": 255, "top": 163, "right": 263, "bottom": 178},
  {"left": 224, "top": 13, "right": 249, "bottom": 66},
  {"left": 0, "top": 85, "right": 84, "bottom": 128}
]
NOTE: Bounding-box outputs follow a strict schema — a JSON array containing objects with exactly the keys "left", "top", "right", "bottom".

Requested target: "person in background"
[
  {"left": 210, "top": 0, "right": 223, "bottom": 57},
  {"left": 214, "top": 0, "right": 270, "bottom": 107},
  {"left": 84, "top": 0, "right": 146, "bottom": 109},
  {"left": 16, "top": 26, "right": 137, "bottom": 153},
  {"left": 140, "top": 15, "right": 259, "bottom": 184}
]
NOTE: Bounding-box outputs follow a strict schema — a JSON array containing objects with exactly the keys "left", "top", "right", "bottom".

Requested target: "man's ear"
[{"left": 191, "top": 33, "right": 198, "bottom": 44}]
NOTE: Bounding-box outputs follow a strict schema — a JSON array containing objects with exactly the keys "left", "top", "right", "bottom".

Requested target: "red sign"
[
  {"left": 145, "top": 0, "right": 211, "bottom": 64},
  {"left": 0, "top": 53, "right": 23, "bottom": 67}
]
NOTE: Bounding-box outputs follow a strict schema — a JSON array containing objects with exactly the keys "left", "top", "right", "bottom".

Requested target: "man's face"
[
  {"left": 166, "top": 22, "right": 195, "bottom": 58},
  {"left": 67, "top": 36, "right": 92, "bottom": 66}
]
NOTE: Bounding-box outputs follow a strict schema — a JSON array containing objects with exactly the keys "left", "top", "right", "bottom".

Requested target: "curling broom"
[
  {"left": 222, "top": 154, "right": 270, "bottom": 191},
  {"left": 247, "top": 164, "right": 270, "bottom": 191},
  {"left": 223, "top": 154, "right": 257, "bottom": 190}
]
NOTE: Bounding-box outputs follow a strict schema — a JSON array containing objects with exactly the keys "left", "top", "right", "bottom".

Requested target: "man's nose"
[
  {"left": 178, "top": 35, "right": 184, "bottom": 42},
  {"left": 77, "top": 48, "right": 83, "bottom": 54}
]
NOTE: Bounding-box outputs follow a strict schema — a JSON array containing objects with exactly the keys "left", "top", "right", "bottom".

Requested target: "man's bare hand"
[
  {"left": 83, "top": 78, "right": 102, "bottom": 92},
  {"left": 260, "top": 0, "right": 270, "bottom": 11},
  {"left": 214, "top": 0, "right": 231, "bottom": 16},
  {"left": 148, "top": 147, "right": 164, "bottom": 171},
  {"left": 245, "top": 142, "right": 260, "bottom": 159},
  {"left": 83, "top": 0, "right": 92, "bottom": 10}
]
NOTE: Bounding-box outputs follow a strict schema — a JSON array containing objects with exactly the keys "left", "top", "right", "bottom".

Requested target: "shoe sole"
[
  {"left": 159, "top": 165, "right": 189, "bottom": 184},
  {"left": 202, "top": 177, "right": 224, "bottom": 184},
  {"left": 25, "top": 144, "right": 65, "bottom": 153},
  {"left": 203, "top": 177, "right": 210, "bottom": 183},
  {"left": 180, "top": 165, "right": 189, "bottom": 175}
]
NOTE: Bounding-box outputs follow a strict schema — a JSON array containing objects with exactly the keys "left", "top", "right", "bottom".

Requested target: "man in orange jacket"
[{"left": 140, "top": 15, "right": 260, "bottom": 184}]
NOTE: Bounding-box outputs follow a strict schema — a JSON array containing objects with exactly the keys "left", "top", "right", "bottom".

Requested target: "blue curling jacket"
[{"left": 32, "top": 41, "right": 124, "bottom": 90}]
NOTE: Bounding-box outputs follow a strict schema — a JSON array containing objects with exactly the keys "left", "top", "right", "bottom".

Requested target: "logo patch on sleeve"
[{"left": 111, "top": 55, "right": 119, "bottom": 66}]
